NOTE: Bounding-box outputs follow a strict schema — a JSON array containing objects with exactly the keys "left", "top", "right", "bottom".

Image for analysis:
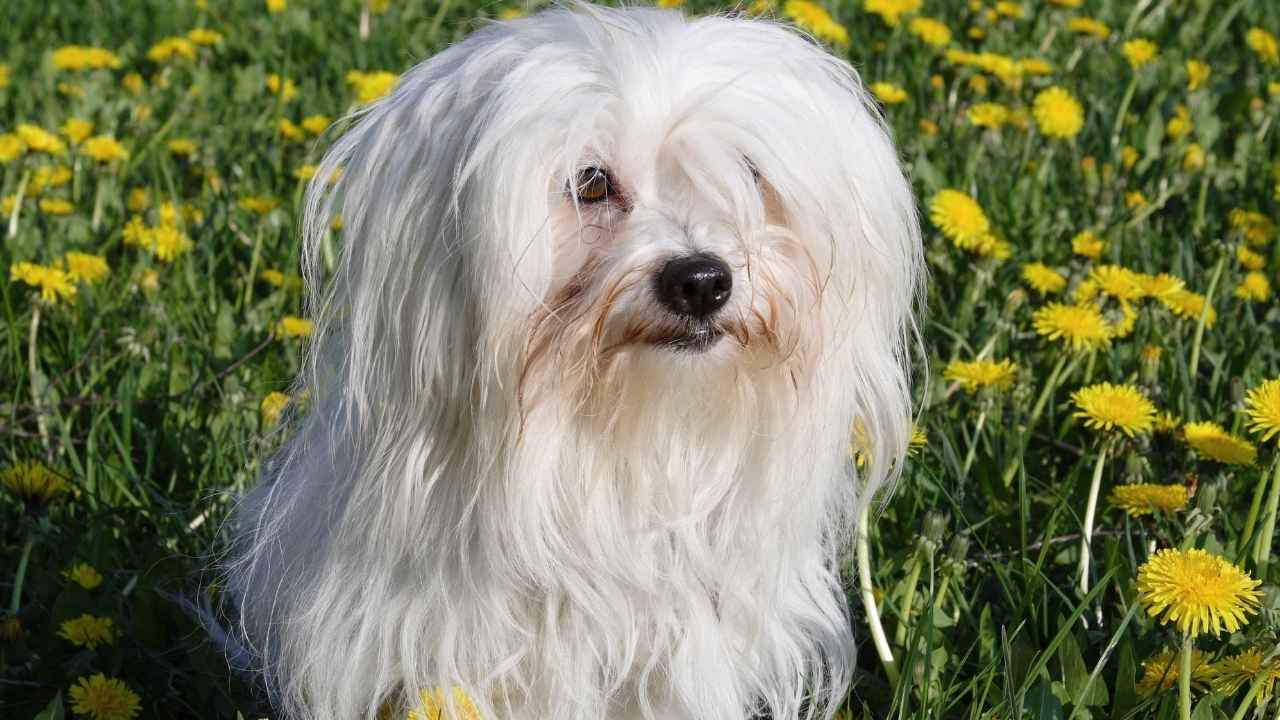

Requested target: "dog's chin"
[{"left": 654, "top": 325, "right": 724, "bottom": 354}]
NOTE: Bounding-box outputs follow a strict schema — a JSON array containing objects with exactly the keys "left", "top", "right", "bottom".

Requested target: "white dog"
[{"left": 227, "top": 4, "right": 922, "bottom": 719}]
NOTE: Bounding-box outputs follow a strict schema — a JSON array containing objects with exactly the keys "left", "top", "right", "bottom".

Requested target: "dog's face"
[{"left": 304, "top": 3, "right": 919, "bottom": 464}]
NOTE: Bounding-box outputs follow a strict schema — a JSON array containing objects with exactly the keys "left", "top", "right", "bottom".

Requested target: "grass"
[{"left": 2, "top": 0, "right": 1280, "bottom": 718}]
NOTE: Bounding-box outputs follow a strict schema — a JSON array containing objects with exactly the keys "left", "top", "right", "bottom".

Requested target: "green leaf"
[
  {"left": 32, "top": 693, "right": 65, "bottom": 720},
  {"left": 1059, "top": 630, "right": 1108, "bottom": 707},
  {"left": 1025, "top": 680, "right": 1065, "bottom": 720}
]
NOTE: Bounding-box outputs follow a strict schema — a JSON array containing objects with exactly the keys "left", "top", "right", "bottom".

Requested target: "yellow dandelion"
[
  {"left": 1137, "top": 548, "right": 1261, "bottom": 637},
  {"left": 17, "top": 124, "right": 67, "bottom": 155},
  {"left": 907, "top": 17, "right": 951, "bottom": 47},
  {"left": 1, "top": 460, "right": 68, "bottom": 507},
  {"left": 1090, "top": 265, "right": 1146, "bottom": 302},
  {"left": 346, "top": 70, "right": 400, "bottom": 104},
  {"left": 943, "top": 358, "right": 1018, "bottom": 393},
  {"left": 0, "top": 133, "right": 24, "bottom": 163},
  {"left": 1245, "top": 379, "right": 1280, "bottom": 443},
  {"left": 1247, "top": 28, "right": 1279, "bottom": 65},
  {"left": 260, "top": 391, "right": 290, "bottom": 426},
  {"left": 278, "top": 118, "right": 306, "bottom": 141},
  {"left": 1137, "top": 648, "right": 1212, "bottom": 697},
  {"left": 1071, "top": 383, "right": 1157, "bottom": 437},
  {"left": 1237, "top": 246, "right": 1266, "bottom": 271},
  {"left": 994, "top": 1, "right": 1022, "bottom": 18},
  {"left": 61, "top": 118, "right": 94, "bottom": 145},
  {"left": 408, "top": 687, "right": 482, "bottom": 720},
  {"left": 1121, "top": 145, "right": 1139, "bottom": 170},
  {"left": 63, "top": 252, "right": 110, "bottom": 284},
  {"left": 784, "top": 0, "right": 850, "bottom": 46},
  {"left": 1122, "top": 39, "right": 1159, "bottom": 70},
  {"left": 266, "top": 73, "right": 299, "bottom": 102},
  {"left": 121, "top": 72, "right": 144, "bottom": 96},
  {"left": 929, "top": 189, "right": 991, "bottom": 249},
  {"left": 147, "top": 37, "right": 198, "bottom": 63},
  {"left": 908, "top": 425, "right": 927, "bottom": 456},
  {"left": 870, "top": 82, "right": 909, "bottom": 105},
  {"left": 863, "top": 0, "right": 921, "bottom": 27},
  {"left": 39, "top": 198, "right": 75, "bottom": 216},
  {"left": 1228, "top": 209, "right": 1274, "bottom": 246},
  {"left": 301, "top": 114, "right": 331, "bottom": 135},
  {"left": 1124, "top": 191, "right": 1147, "bottom": 209},
  {"left": 1032, "top": 86, "right": 1083, "bottom": 139},
  {"left": 1134, "top": 272, "right": 1184, "bottom": 300},
  {"left": 1108, "top": 483, "right": 1188, "bottom": 517},
  {"left": 81, "top": 136, "right": 128, "bottom": 164},
  {"left": 148, "top": 225, "right": 194, "bottom": 262},
  {"left": 1183, "top": 421, "right": 1257, "bottom": 466},
  {"left": 968, "top": 102, "right": 1009, "bottom": 129},
  {"left": 1066, "top": 17, "right": 1110, "bottom": 40},
  {"left": 1166, "top": 105, "right": 1193, "bottom": 140},
  {"left": 1021, "top": 263, "right": 1067, "bottom": 295},
  {"left": 1032, "top": 303, "right": 1112, "bottom": 352},
  {"left": 64, "top": 563, "right": 104, "bottom": 590},
  {"left": 277, "top": 316, "right": 314, "bottom": 339},
  {"left": 11, "top": 261, "right": 77, "bottom": 303},
  {"left": 1206, "top": 648, "right": 1280, "bottom": 704},
  {"left": 239, "top": 196, "right": 281, "bottom": 215},
  {"left": 1186, "top": 60, "right": 1211, "bottom": 91},
  {"left": 50, "top": 46, "right": 122, "bottom": 72},
  {"left": 267, "top": 0, "right": 287, "bottom": 13},
  {"left": 186, "top": 28, "right": 224, "bottom": 46},
  {"left": 1182, "top": 143, "right": 1205, "bottom": 172},
  {"left": 167, "top": 138, "right": 198, "bottom": 157},
  {"left": 127, "top": 188, "right": 149, "bottom": 213},
  {"left": 59, "top": 614, "right": 115, "bottom": 649},
  {"left": 1236, "top": 271, "right": 1272, "bottom": 302},
  {"left": 497, "top": 6, "right": 526, "bottom": 19},
  {"left": 69, "top": 674, "right": 141, "bottom": 720},
  {"left": 1160, "top": 290, "right": 1215, "bottom": 327}
]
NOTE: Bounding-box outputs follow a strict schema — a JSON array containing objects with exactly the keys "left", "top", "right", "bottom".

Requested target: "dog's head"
[{"left": 302, "top": 1, "right": 920, "bottom": 478}]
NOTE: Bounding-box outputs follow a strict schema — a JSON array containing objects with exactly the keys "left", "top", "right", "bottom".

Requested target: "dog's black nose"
[{"left": 655, "top": 254, "right": 732, "bottom": 318}]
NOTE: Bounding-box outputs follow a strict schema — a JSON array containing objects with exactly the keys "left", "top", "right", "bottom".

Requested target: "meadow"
[{"left": 2, "top": 0, "right": 1280, "bottom": 718}]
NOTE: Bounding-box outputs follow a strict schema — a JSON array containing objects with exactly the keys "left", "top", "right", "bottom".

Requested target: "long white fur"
[{"left": 226, "top": 4, "right": 923, "bottom": 719}]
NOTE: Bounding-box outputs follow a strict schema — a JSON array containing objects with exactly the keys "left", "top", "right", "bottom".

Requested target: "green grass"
[{"left": 2, "top": 0, "right": 1280, "bottom": 718}]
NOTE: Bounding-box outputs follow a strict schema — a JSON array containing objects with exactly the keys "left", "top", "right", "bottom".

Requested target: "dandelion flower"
[
  {"left": 0, "top": 133, "right": 24, "bottom": 163},
  {"left": 1, "top": 460, "right": 68, "bottom": 506},
  {"left": 907, "top": 16, "right": 951, "bottom": 47},
  {"left": 1021, "top": 263, "right": 1066, "bottom": 294},
  {"left": 69, "top": 674, "right": 141, "bottom": 720},
  {"left": 61, "top": 118, "right": 94, "bottom": 144},
  {"left": 11, "top": 262, "right": 77, "bottom": 303},
  {"left": 277, "top": 316, "right": 314, "bottom": 339},
  {"left": 186, "top": 28, "right": 223, "bottom": 46},
  {"left": 1182, "top": 144, "right": 1205, "bottom": 172},
  {"left": 968, "top": 102, "right": 1009, "bottom": 129},
  {"left": 1236, "top": 272, "right": 1272, "bottom": 302},
  {"left": 1071, "top": 383, "right": 1156, "bottom": 437},
  {"left": 1032, "top": 86, "right": 1083, "bottom": 139},
  {"left": 146, "top": 37, "right": 197, "bottom": 63},
  {"left": 1067, "top": 16, "right": 1110, "bottom": 40},
  {"left": 301, "top": 114, "right": 331, "bottom": 135},
  {"left": 266, "top": 74, "right": 299, "bottom": 101},
  {"left": 784, "top": 1, "right": 850, "bottom": 46},
  {"left": 1137, "top": 648, "right": 1212, "bottom": 697},
  {"left": 50, "top": 46, "right": 122, "bottom": 72},
  {"left": 864, "top": 0, "right": 921, "bottom": 27},
  {"left": 870, "top": 82, "right": 909, "bottom": 105},
  {"left": 1166, "top": 105, "right": 1193, "bottom": 140},
  {"left": 167, "top": 138, "right": 198, "bottom": 157},
  {"left": 239, "top": 196, "right": 280, "bottom": 215},
  {"left": 346, "top": 70, "right": 399, "bottom": 104},
  {"left": 62, "top": 252, "right": 110, "bottom": 285},
  {"left": 1122, "top": 39, "right": 1159, "bottom": 70},
  {"left": 1228, "top": 209, "right": 1274, "bottom": 246},
  {"left": 261, "top": 392, "right": 290, "bottom": 426},
  {"left": 1090, "top": 264, "right": 1146, "bottom": 302},
  {"left": 1245, "top": 379, "right": 1280, "bottom": 442},
  {"left": 1108, "top": 484, "right": 1188, "bottom": 517},
  {"left": 1032, "top": 303, "right": 1112, "bottom": 352},
  {"left": 1124, "top": 191, "right": 1147, "bottom": 209},
  {"left": 64, "top": 563, "right": 104, "bottom": 590},
  {"left": 81, "top": 136, "right": 128, "bottom": 163},
  {"left": 278, "top": 118, "right": 306, "bottom": 141},
  {"left": 1247, "top": 28, "right": 1279, "bottom": 65},
  {"left": 267, "top": 0, "right": 287, "bottom": 13},
  {"left": 408, "top": 687, "right": 481, "bottom": 720},
  {"left": 1186, "top": 60, "right": 1211, "bottom": 91},
  {"left": 59, "top": 614, "right": 116, "bottom": 649},
  {"left": 1183, "top": 422, "right": 1257, "bottom": 466},
  {"left": 39, "top": 198, "right": 75, "bottom": 216},
  {"left": 1237, "top": 246, "right": 1265, "bottom": 271},
  {"left": 17, "top": 124, "right": 67, "bottom": 155},
  {"left": 928, "top": 189, "right": 991, "bottom": 249},
  {"left": 1206, "top": 648, "right": 1280, "bottom": 703},
  {"left": 1160, "top": 290, "right": 1215, "bottom": 327},
  {"left": 1137, "top": 548, "right": 1261, "bottom": 637},
  {"left": 943, "top": 358, "right": 1018, "bottom": 393}
]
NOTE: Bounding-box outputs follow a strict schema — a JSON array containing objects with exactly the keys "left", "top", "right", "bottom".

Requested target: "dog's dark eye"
[{"left": 573, "top": 167, "right": 614, "bottom": 204}]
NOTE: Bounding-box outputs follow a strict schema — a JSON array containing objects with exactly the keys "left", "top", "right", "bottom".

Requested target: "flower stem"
[
  {"left": 1002, "top": 352, "right": 1077, "bottom": 486},
  {"left": 1179, "top": 635, "right": 1192, "bottom": 720},
  {"left": 1239, "top": 456, "right": 1278, "bottom": 561},
  {"left": 1229, "top": 671, "right": 1265, "bottom": 720},
  {"left": 856, "top": 505, "right": 898, "bottom": 687},
  {"left": 7, "top": 169, "right": 30, "bottom": 239},
  {"left": 8, "top": 534, "right": 35, "bottom": 616},
  {"left": 961, "top": 403, "right": 990, "bottom": 477},
  {"left": 893, "top": 550, "right": 924, "bottom": 650},
  {"left": 90, "top": 174, "right": 107, "bottom": 233},
  {"left": 1078, "top": 438, "right": 1112, "bottom": 597},
  {"left": 1188, "top": 252, "right": 1226, "bottom": 385},
  {"left": 28, "top": 304, "right": 49, "bottom": 449},
  {"left": 1252, "top": 457, "right": 1280, "bottom": 578},
  {"left": 1110, "top": 76, "right": 1139, "bottom": 149}
]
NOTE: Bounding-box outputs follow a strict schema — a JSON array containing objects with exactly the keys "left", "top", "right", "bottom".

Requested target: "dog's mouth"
[{"left": 652, "top": 324, "right": 724, "bottom": 353}]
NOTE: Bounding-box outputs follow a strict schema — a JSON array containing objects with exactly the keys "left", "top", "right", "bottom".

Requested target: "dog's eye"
[{"left": 573, "top": 167, "right": 614, "bottom": 204}]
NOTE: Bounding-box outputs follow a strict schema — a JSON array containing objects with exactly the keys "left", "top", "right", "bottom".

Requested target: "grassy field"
[{"left": 2, "top": 0, "right": 1280, "bottom": 718}]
